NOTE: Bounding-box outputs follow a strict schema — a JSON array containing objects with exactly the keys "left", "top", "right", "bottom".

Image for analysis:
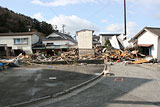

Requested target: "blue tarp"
[{"left": 0, "top": 63, "right": 3, "bottom": 67}]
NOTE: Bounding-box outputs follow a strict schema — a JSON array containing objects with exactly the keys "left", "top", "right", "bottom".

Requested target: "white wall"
[
  {"left": 157, "top": 38, "right": 160, "bottom": 61},
  {"left": 0, "top": 35, "right": 31, "bottom": 49},
  {"left": 99, "top": 36, "right": 103, "bottom": 45},
  {"left": 138, "top": 31, "right": 158, "bottom": 60},
  {"left": 77, "top": 30, "right": 93, "bottom": 49},
  {"left": 109, "top": 36, "right": 120, "bottom": 49}
]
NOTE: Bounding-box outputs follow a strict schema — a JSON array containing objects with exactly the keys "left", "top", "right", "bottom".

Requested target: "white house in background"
[
  {"left": 76, "top": 29, "right": 94, "bottom": 56},
  {"left": 99, "top": 34, "right": 120, "bottom": 46},
  {"left": 42, "top": 32, "right": 77, "bottom": 50},
  {"left": 134, "top": 27, "right": 160, "bottom": 62},
  {"left": 0, "top": 32, "right": 40, "bottom": 55}
]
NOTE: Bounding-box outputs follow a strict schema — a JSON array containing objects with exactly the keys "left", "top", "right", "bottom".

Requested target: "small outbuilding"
[
  {"left": 134, "top": 27, "right": 160, "bottom": 62},
  {"left": 76, "top": 29, "right": 94, "bottom": 56}
]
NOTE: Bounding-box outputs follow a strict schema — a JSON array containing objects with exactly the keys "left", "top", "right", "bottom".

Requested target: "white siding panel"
[{"left": 157, "top": 38, "right": 160, "bottom": 61}]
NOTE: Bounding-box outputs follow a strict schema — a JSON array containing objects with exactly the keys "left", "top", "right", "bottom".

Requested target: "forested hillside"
[{"left": 0, "top": 6, "right": 54, "bottom": 35}]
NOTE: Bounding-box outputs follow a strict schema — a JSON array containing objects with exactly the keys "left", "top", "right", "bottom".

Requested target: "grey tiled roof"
[
  {"left": 145, "top": 27, "right": 160, "bottom": 36},
  {"left": 44, "top": 32, "right": 77, "bottom": 44},
  {"left": 134, "top": 27, "right": 160, "bottom": 39}
]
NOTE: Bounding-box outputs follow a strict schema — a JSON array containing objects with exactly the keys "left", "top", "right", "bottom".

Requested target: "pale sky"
[{"left": 1, "top": 0, "right": 160, "bottom": 37}]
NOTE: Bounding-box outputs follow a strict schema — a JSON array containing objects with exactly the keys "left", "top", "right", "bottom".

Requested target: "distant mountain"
[{"left": 0, "top": 6, "right": 54, "bottom": 35}]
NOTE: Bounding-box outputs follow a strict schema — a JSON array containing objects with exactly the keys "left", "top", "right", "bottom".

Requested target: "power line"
[
  {"left": 86, "top": 1, "right": 108, "bottom": 20},
  {"left": 48, "top": 7, "right": 58, "bottom": 17}
]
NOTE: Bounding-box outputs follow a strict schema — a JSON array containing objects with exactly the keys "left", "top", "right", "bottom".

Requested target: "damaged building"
[
  {"left": 33, "top": 31, "right": 77, "bottom": 56},
  {"left": 0, "top": 32, "right": 40, "bottom": 57},
  {"left": 99, "top": 34, "right": 120, "bottom": 46},
  {"left": 133, "top": 27, "right": 160, "bottom": 62}
]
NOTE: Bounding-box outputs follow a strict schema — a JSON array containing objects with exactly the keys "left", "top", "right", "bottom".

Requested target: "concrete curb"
[{"left": 6, "top": 68, "right": 104, "bottom": 107}]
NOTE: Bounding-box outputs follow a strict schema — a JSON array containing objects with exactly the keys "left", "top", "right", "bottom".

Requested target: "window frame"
[{"left": 14, "top": 38, "right": 28, "bottom": 45}]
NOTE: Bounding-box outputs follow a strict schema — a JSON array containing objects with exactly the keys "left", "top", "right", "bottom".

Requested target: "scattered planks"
[
  {"left": 132, "top": 59, "right": 148, "bottom": 64},
  {"left": 132, "top": 56, "right": 154, "bottom": 64}
]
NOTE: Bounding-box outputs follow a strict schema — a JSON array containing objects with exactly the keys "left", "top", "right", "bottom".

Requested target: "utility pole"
[
  {"left": 54, "top": 25, "right": 58, "bottom": 30},
  {"left": 62, "top": 24, "right": 66, "bottom": 33},
  {"left": 124, "top": 0, "right": 127, "bottom": 35}
]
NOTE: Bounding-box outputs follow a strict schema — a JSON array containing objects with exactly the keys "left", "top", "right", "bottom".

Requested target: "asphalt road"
[
  {"left": 46, "top": 63, "right": 160, "bottom": 107},
  {"left": 0, "top": 64, "right": 103, "bottom": 107}
]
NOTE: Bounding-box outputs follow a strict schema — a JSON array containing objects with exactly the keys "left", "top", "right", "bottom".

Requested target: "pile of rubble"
[
  {"left": 0, "top": 48, "right": 155, "bottom": 70},
  {"left": 0, "top": 53, "right": 25, "bottom": 70},
  {"left": 95, "top": 49, "right": 135, "bottom": 61},
  {"left": 29, "top": 48, "right": 154, "bottom": 64}
]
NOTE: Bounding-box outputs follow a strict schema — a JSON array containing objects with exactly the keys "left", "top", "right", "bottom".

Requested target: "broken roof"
[
  {"left": 134, "top": 27, "right": 160, "bottom": 39},
  {"left": 0, "top": 32, "right": 39, "bottom": 36},
  {"left": 43, "top": 32, "right": 77, "bottom": 44},
  {"left": 99, "top": 34, "right": 120, "bottom": 36}
]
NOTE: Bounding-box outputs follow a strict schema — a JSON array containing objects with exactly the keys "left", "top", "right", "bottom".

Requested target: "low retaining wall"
[{"left": 32, "top": 59, "right": 104, "bottom": 65}]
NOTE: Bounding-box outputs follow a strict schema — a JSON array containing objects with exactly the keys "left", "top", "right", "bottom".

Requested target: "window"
[
  {"left": 46, "top": 43, "right": 54, "bottom": 46},
  {"left": 21, "top": 38, "right": 28, "bottom": 44},
  {"left": 14, "top": 39, "right": 21, "bottom": 44},
  {"left": 14, "top": 38, "right": 28, "bottom": 45}
]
